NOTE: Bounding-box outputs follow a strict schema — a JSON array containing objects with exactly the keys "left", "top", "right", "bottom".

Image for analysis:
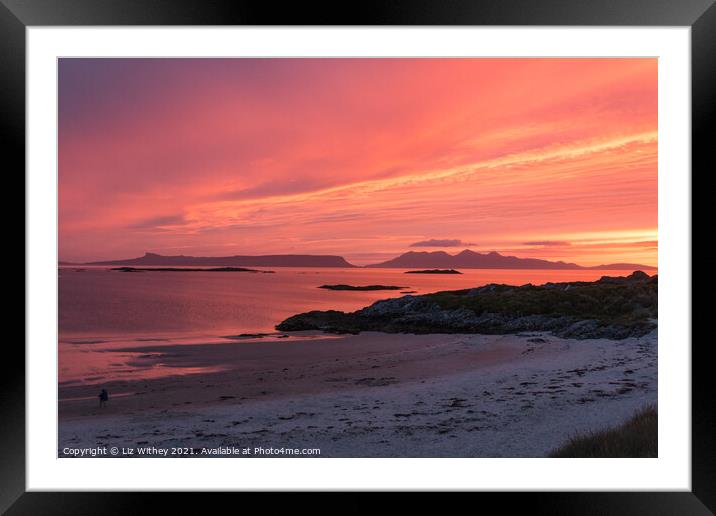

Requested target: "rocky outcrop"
[
  {"left": 404, "top": 269, "right": 462, "bottom": 274},
  {"left": 276, "top": 271, "right": 657, "bottom": 340}
]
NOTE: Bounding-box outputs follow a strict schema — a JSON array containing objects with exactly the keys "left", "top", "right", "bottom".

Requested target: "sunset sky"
[{"left": 59, "top": 58, "right": 657, "bottom": 266}]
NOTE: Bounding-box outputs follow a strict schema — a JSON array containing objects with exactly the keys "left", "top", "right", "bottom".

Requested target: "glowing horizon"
[{"left": 59, "top": 58, "right": 657, "bottom": 267}]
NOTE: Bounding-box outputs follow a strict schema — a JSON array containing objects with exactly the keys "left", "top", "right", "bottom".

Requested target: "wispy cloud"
[
  {"left": 128, "top": 214, "right": 187, "bottom": 230},
  {"left": 410, "top": 239, "right": 476, "bottom": 247},
  {"left": 523, "top": 240, "right": 571, "bottom": 247}
]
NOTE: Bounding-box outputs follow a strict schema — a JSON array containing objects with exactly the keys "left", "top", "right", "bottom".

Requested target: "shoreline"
[
  {"left": 58, "top": 332, "right": 522, "bottom": 420},
  {"left": 59, "top": 329, "right": 657, "bottom": 457}
]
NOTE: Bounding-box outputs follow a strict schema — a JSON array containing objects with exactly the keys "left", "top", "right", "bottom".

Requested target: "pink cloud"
[{"left": 59, "top": 58, "right": 657, "bottom": 266}]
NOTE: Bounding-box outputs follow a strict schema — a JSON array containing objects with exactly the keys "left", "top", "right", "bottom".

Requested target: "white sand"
[{"left": 59, "top": 330, "right": 657, "bottom": 457}]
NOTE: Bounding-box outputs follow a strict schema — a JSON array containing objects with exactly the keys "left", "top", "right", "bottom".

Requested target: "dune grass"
[{"left": 549, "top": 405, "right": 657, "bottom": 458}]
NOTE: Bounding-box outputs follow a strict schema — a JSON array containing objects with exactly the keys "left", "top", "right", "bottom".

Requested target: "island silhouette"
[{"left": 78, "top": 250, "right": 656, "bottom": 270}]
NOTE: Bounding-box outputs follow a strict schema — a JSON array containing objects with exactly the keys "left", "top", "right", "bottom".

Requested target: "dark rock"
[
  {"left": 404, "top": 269, "right": 462, "bottom": 274},
  {"left": 318, "top": 284, "right": 408, "bottom": 291}
]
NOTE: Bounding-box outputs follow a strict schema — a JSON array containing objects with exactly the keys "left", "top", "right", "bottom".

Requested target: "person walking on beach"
[{"left": 98, "top": 388, "right": 109, "bottom": 408}]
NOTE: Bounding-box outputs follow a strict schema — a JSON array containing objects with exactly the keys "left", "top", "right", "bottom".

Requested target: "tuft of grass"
[
  {"left": 427, "top": 276, "right": 657, "bottom": 327},
  {"left": 549, "top": 405, "right": 657, "bottom": 458}
]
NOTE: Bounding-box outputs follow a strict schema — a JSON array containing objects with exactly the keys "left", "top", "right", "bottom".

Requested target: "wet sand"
[{"left": 59, "top": 330, "right": 657, "bottom": 457}]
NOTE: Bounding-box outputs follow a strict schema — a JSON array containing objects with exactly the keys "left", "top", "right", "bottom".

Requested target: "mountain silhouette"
[
  {"left": 87, "top": 252, "right": 356, "bottom": 268},
  {"left": 364, "top": 249, "right": 656, "bottom": 270}
]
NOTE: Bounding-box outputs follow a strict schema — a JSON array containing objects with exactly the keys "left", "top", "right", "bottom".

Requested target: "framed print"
[{"left": 5, "top": 0, "right": 715, "bottom": 512}]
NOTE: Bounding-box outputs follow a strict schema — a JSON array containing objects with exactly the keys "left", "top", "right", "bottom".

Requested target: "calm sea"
[{"left": 58, "top": 266, "right": 647, "bottom": 385}]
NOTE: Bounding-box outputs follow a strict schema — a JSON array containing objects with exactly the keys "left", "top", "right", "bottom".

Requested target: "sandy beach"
[{"left": 59, "top": 328, "right": 657, "bottom": 457}]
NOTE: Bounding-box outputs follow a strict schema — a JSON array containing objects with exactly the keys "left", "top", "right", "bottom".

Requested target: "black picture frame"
[{"left": 4, "top": 0, "right": 714, "bottom": 513}]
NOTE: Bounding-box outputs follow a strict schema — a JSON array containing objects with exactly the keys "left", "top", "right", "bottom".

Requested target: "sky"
[{"left": 59, "top": 58, "right": 657, "bottom": 266}]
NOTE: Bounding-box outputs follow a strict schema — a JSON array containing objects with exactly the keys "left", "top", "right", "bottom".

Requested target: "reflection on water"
[{"left": 59, "top": 266, "right": 651, "bottom": 384}]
